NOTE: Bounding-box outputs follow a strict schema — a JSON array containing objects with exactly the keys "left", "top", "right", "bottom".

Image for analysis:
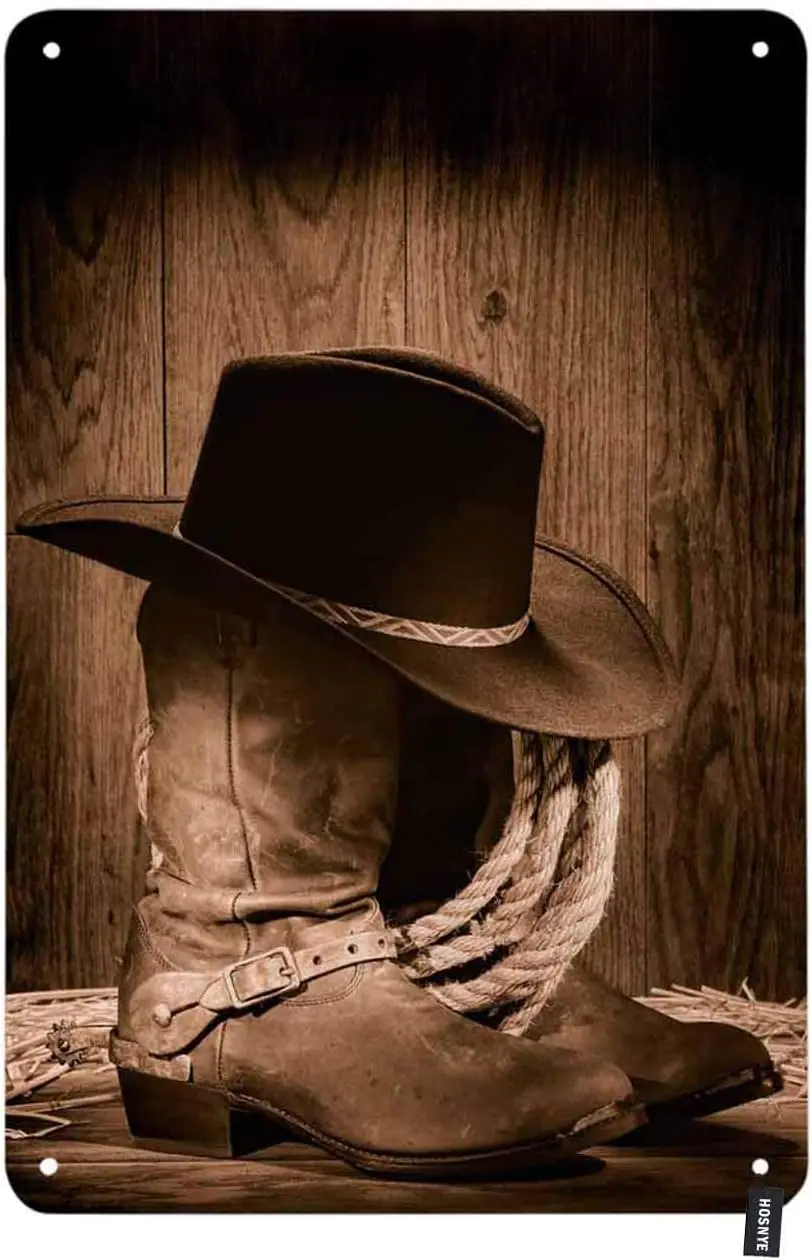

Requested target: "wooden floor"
[{"left": 6, "top": 1072, "right": 807, "bottom": 1213}]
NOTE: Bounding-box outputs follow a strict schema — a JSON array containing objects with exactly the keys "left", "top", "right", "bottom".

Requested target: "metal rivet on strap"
[{"left": 152, "top": 1002, "right": 173, "bottom": 1028}]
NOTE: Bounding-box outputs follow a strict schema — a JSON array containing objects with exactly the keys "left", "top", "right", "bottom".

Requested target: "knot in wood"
[{"left": 481, "top": 289, "right": 508, "bottom": 324}]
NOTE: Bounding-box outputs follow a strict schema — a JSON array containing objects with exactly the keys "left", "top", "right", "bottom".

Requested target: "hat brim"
[{"left": 15, "top": 497, "right": 678, "bottom": 738}]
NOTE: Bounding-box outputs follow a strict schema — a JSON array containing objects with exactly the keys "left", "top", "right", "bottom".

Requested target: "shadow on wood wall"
[{"left": 5, "top": 11, "right": 805, "bottom": 997}]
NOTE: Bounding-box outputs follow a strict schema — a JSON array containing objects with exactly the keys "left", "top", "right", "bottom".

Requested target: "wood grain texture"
[
  {"left": 646, "top": 14, "right": 806, "bottom": 997},
  {"left": 5, "top": 13, "right": 163, "bottom": 522},
  {"left": 4, "top": 11, "right": 805, "bottom": 1000},
  {"left": 163, "top": 12, "right": 406, "bottom": 490},
  {"left": 5, "top": 13, "right": 162, "bottom": 990},
  {"left": 5, "top": 1092, "right": 806, "bottom": 1213},
  {"left": 405, "top": 13, "right": 652, "bottom": 992},
  {"left": 6, "top": 540, "right": 149, "bottom": 989}
]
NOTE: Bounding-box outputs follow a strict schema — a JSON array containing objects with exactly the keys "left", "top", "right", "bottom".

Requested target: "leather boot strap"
[{"left": 127, "top": 928, "right": 397, "bottom": 1056}]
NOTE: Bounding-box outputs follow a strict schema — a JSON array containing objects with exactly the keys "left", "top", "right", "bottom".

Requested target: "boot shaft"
[{"left": 135, "top": 584, "right": 401, "bottom": 963}]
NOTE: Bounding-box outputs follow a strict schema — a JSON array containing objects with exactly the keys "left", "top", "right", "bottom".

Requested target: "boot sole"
[
  {"left": 117, "top": 1067, "right": 646, "bottom": 1179},
  {"left": 644, "top": 1064, "right": 784, "bottom": 1125}
]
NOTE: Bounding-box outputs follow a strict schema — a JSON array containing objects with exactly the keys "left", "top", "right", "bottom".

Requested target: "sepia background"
[{"left": 6, "top": 11, "right": 805, "bottom": 1001}]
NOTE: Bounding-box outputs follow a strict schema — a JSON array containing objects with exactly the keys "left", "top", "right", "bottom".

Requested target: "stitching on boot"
[
  {"left": 134, "top": 907, "right": 177, "bottom": 972},
  {"left": 288, "top": 960, "right": 366, "bottom": 1008},
  {"left": 224, "top": 656, "right": 259, "bottom": 897},
  {"left": 285, "top": 901, "right": 379, "bottom": 1006},
  {"left": 215, "top": 1020, "right": 227, "bottom": 1085},
  {"left": 230, "top": 890, "right": 252, "bottom": 962},
  {"left": 217, "top": 625, "right": 256, "bottom": 960}
]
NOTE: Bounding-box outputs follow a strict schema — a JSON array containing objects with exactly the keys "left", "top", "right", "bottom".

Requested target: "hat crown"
[{"left": 179, "top": 355, "right": 543, "bottom": 629}]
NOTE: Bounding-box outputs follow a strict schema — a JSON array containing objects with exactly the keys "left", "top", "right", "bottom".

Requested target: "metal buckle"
[{"left": 222, "top": 946, "right": 300, "bottom": 1010}]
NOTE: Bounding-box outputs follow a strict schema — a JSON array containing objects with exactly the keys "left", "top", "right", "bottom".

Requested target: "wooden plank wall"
[
  {"left": 646, "top": 14, "right": 806, "bottom": 997},
  {"left": 403, "top": 13, "right": 650, "bottom": 990},
  {"left": 6, "top": 14, "right": 161, "bottom": 990},
  {"left": 6, "top": 12, "right": 805, "bottom": 998}
]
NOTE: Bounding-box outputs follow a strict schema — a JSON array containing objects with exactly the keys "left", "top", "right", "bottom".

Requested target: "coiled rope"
[{"left": 133, "top": 721, "right": 619, "bottom": 1037}]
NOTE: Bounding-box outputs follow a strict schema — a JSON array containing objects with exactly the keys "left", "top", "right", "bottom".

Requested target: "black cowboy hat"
[{"left": 15, "top": 347, "right": 678, "bottom": 738}]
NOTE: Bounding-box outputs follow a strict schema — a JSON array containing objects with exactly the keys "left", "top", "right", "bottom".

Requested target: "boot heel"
[{"left": 117, "top": 1067, "right": 288, "bottom": 1158}]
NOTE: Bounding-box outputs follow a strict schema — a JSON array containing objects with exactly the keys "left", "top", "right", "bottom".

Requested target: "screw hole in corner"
[
  {"left": 42, "top": 41, "right": 61, "bottom": 60},
  {"left": 752, "top": 41, "right": 770, "bottom": 59},
  {"left": 752, "top": 1157, "right": 770, "bottom": 1176},
  {"left": 39, "top": 1157, "right": 59, "bottom": 1177}
]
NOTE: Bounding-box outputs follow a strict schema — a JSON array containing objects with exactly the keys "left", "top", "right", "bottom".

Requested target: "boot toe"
[
  {"left": 677, "top": 1020, "right": 773, "bottom": 1086},
  {"left": 627, "top": 1018, "right": 777, "bottom": 1108},
  {"left": 512, "top": 1040, "right": 637, "bottom": 1141}
]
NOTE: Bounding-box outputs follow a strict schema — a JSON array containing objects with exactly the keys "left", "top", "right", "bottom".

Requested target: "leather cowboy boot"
[
  {"left": 381, "top": 689, "right": 781, "bottom": 1124},
  {"left": 520, "top": 967, "right": 780, "bottom": 1123},
  {"left": 112, "top": 584, "right": 645, "bottom": 1178}
]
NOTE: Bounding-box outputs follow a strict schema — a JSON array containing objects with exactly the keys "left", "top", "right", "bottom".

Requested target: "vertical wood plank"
[
  {"left": 406, "top": 14, "right": 651, "bottom": 992},
  {"left": 7, "top": 540, "right": 149, "bottom": 989},
  {"left": 163, "top": 12, "right": 406, "bottom": 489},
  {"left": 5, "top": 13, "right": 163, "bottom": 519},
  {"left": 647, "top": 13, "right": 805, "bottom": 997},
  {"left": 6, "top": 14, "right": 164, "bottom": 989}
]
